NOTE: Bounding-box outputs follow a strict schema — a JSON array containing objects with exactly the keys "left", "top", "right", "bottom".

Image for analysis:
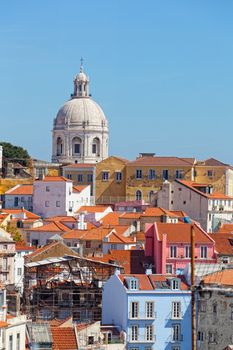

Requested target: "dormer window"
[
  {"left": 127, "top": 277, "right": 139, "bottom": 290},
  {"left": 171, "top": 278, "right": 180, "bottom": 290}
]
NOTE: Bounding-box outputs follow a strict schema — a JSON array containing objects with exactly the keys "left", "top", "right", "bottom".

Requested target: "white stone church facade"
[{"left": 52, "top": 64, "right": 109, "bottom": 164}]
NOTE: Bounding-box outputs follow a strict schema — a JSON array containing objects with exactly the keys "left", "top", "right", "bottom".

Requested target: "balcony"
[
  {"left": 169, "top": 334, "right": 183, "bottom": 342},
  {"left": 170, "top": 312, "right": 183, "bottom": 320},
  {"left": 128, "top": 312, "right": 157, "bottom": 320},
  {"left": 128, "top": 335, "right": 156, "bottom": 343}
]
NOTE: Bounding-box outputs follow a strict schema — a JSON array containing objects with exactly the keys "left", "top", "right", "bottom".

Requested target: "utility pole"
[{"left": 191, "top": 224, "right": 196, "bottom": 350}]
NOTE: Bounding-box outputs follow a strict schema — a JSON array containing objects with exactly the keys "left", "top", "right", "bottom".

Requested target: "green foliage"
[
  {"left": 4, "top": 223, "right": 23, "bottom": 242},
  {"left": 0, "top": 142, "right": 30, "bottom": 160}
]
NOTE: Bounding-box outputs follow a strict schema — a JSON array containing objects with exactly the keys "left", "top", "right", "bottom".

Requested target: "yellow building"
[
  {"left": 95, "top": 156, "right": 128, "bottom": 204},
  {"left": 125, "top": 153, "right": 195, "bottom": 203},
  {"left": 62, "top": 163, "right": 96, "bottom": 198},
  {"left": 194, "top": 158, "right": 233, "bottom": 196}
]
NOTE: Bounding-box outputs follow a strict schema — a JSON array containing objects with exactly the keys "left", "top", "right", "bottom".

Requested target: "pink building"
[{"left": 145, "top": 222, "right": 217, "bottom": 274}]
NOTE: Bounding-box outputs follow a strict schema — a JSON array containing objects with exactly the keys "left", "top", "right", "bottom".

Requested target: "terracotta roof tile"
[
  {"left": 127, "top": 156, "right": 195, "bottom": 167},
  {"left": 217, "top": 224, "right": 233, "bottom": 233},
  {"left": 73, "top": 185, "right": 88, "bottom": 193},
  {"left": 28, "top": 221, "right": 69, "bottom": 232},
  {"left": 51, "top": 327, "right": 77, "bottom": 350},
  {"left": 142, "top": 207, "right": 178, "bottom": 218},
  {"left": 202, "top": 269, "right": 233, "bottom": 286},
  {"left": 177, "top": 180, "right": 233, "bottom": 199},
  {"left": 0, "top": 208, "right": 40, "bottom": 219},
  {"left": 209, "top": 233, "right": 233, "bottom": 255},
  {"left": 5, "top": 184, "right": 33, "bottom": 195},
  {"left": 100, "top": 212, "right": 123, "bottom": 225},
  {"left": 77, "top": 205, "right": 111, "bottom": 213},
  {"left": 156, "top": 223, "right": 214, "bottom": 244}
]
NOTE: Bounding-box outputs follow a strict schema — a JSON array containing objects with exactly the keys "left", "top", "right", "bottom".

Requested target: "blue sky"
[{"left": 1, "top": 1, "right": 233, "bottom": 163}]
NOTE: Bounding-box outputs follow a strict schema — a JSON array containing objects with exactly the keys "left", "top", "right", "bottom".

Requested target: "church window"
[
  {"left": 74, "top": 144, "right": 80, "bottom": 154},
  {"left": 92, "top": 137, "right": 100, "bottom": 155},
  {"left": 56, "top": 137, "right": 63, "bottom": 156},
  {"left": 136, "top": 190, "right": 142, "bottom": 201}
]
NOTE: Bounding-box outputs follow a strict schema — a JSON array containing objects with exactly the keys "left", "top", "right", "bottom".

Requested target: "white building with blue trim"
[{"left": 102, "top": 272, "right": 192, "bottom": 350}]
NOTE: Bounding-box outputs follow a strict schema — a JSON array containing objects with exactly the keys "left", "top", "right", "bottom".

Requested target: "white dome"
[
  {"left": 54, "top": 97, "right": 108, "bottom": 127},
  {"left": 76, "top": 72, "right": 88, "bottom": 82}
]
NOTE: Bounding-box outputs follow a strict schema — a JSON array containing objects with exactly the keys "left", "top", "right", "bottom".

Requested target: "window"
[
  {"left": 115, "top": 172, "right": 122, "bottom": 182},
  {"left": 88, "top": 336, "right": 94, "bottom": 345},
  {"left": 14, "top": 197, "right": 19, "bottom": 206},
  {"left": 145, "top": 325, "right": 153, "bottom": 341},
  {"left": 207, "top": 170, "right": 213, "bottom": 177},
  {"left": 172, "top": 347, "right": 180, "bottom": 350},
  {"left": 131, "top": 325, "right": 139, "bottom": 341},
  {"left": 172, "top": 279, "right": 179, "bottom": 290},
  {"left": 67, "top": 174, "right": 72, "bottom": 180},
  {"left": 86, "top": 241, "right": 91, "bottom": 248},
  {"left": 130, "top": 279, "right": 138, "bottom": 290},
  {"left": 213, "top": 303, "right": 217, "bottom": 314},
  {"left": 172, "top": 324, "right": 181, "bottom": 341},
  {"left": 56, "top": 201, "right": 60, "bottom": 207},
  {"left": 87, "top": 174, "right": 93, "bottom": 182},
  {"left": 17, "top": 268, "right": 22, "bottom": 276},
  {"left": 102, "top": 172, "right": 109, "bottom": 181},
  {"left": 92, "top": 144, "right": 97, "bottom": 154},
  {"left": 185, "top": 245, "right": 191, "bottom": 258},
  {"left": 2, "top": 244, "right": 7, "bottom": 250},
  {"left": 197, "top": 331, "right": 204, "bottom": 342},
  {"left": 130, "top": 302, "right": 139, "bottom": 318},
  {"left": 77, "top": 174, "right": 83, "bottom": 182},
  {"left": 9, "top": 335, "right": 13, "bottom": 350},
  {"left": 74, "top": 144, "right": 80, "bottom": 154},
  {"left": 162, "top": 169, "right": 169, "bottom": 180},
  {"left": 183, "top": 201, "right": 186, "bottom": 205},
  {"left": 166, "top": 264, "right": 173, "bottom": 274},
  {"left": 135, "top": 190, "right": 142, "bottom": 201},
  {"left": 175, "top": 170, "right": 183, "bottom": 179},
  {"left": 230, "top": 306, "right": 233, "bottom": 320},
  {"left": 46, "top": 186, "right": 50, "bottom": 192},
  {"left": 145, "top": 302, "right": 154, "bottom": 318},
  {"left": 222, "top": 256, "right": 229, "bottom": 264},
  {"left": 200, "top": 246, "right": 207, "bottom": 259},
  {"left": 170, "top": 245, "right": 177, "bottom": 258},
  {"left": 208, "top": 332, "right": 217, "bottom": 344},
  {"left": 136, "top": 169, "right": 142, "bottom": 179},
  {"left": 2, "top": 258, "right": 7, "bottom": 271},
  {"left": 16, "top": 333, "right": 20, "bottom": 350},
  {"left": 45, "top": 201, "right": 49, "bottom": 207},
  {"left": 172, "top": 302, "right": 181, "bottom": 319},
  {"left": 21, "top": 196, "right": 24, "bottom": 202},
  {"left": 199, "top": 301, "right": 206, "bottom": 312},
  {"left": 148, "top": 169, "right": 156, "bottom": 180}
]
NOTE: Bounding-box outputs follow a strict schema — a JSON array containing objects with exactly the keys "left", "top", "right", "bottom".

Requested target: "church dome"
[{"left": 55, "top": 98, "right": 108, "bottom": 127}]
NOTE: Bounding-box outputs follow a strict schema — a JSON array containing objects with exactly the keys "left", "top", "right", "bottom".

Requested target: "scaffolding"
[{"left": 23, "top": 255, "right": 122, "bottom": 322}]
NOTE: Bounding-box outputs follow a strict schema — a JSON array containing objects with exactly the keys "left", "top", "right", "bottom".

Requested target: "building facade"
[
  {"left": 52, "top": 63, "right": 109, "bottom": 164},
  {"left": 102, "top": 273, "right": 192, "bottom": 350}
]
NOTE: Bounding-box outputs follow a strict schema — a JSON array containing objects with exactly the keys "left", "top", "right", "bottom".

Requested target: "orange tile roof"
[
  {"left": 62, "top": 227, "right": 112, "bottom": 241},
  {"left": 51, "top": 327, "right": 77, "bottom": 350},
  {"left": 73, "top": 185, "right": 88, "bottom": 193},
  {"left": 106, "top": 229, "right": 135, "bottom": 244},
  {"left": 26, "top": 241, "right": 59, "bottom": 259},
  {"left": 177, "top": 180, "right": 233, "bottom": 199},
  {"left": 127, "top": 156, "right": 195, "bottom": 167},
  {"left": 45, "top": 216, "right": 77, "bottom": 222},
  {"left": 100, "top": 212, "right": 123, "bottom": 225},
  {"left": 217, "top": 224, "right": 233, "bottom": 233},
  {"left": 0, "top": 208, "right": 40, "bottom": 219},
  {"left": 202, "top": 269, "right": 233, "bottom": 286},
  {"left": 142, "top": 207, "right": 178, "bottom": 218},
  {"left": 209, "top": 233, "right": 233, "bottom": 255},
  {"left": 77, "top": 205, "right": 110, "bottom": 213},
  {"left": 5, "top": 184, "right": 33, "bottom": 195},
  {"left": 63, "top": 163, "right": 95, "bottom": 168},
  {"left": 28, "top": 221, "right": 69, "bottom": 232},
  {"left": 37, "top": 176, "right": 71, "bottom": 182},
  {"left": 16, "top": 243, "right": 36, "bottom": 251},
  {"left": 62, "top": 230, "right": 87, "bottom": 240},
  {"left": 156, "top": 223, "right": 214, "bottom": 244},
  {"left": 120, "top": 213, "right": 141, "bottom": 219},
  {"left": 0, "top": 321, "right": 9, "bottom": 328},
  {"left": 118, "top": 274, "right": 189, "bottom": 290}
]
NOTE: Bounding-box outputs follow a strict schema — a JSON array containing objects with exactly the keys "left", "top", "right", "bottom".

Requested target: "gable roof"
[
  {"left": 25, "top": 241, "right": 78, "bottom": 262},
  {"left": 155, "top": 223, "right": 214, "bottom": 244},
  {"left": 28, "top": 221, "right": 69, "bottom": 232},
  {"left": 141, "top": 207, "right": 179, "bottom": 218},
  {"left": 0, "top": 208, "right": 40, "bottom": 219},
  {"left": 100, "top": 212, "right": 123, "bottom": 225},
  {"left": 202, "top": 158, "right": 229, "bottom": 167}
]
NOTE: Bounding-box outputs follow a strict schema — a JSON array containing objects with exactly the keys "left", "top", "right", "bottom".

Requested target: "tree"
[
  {"left": 4, "top": 223, "right": 23, "bottom": 242},
  {"left": 0, "top": 142, "right": 30, "bottom": 160}
]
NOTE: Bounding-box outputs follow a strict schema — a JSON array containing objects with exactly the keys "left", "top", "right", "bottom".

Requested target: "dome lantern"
[{"left": 72, "top": 58, "right": 90, "bottom": 98}]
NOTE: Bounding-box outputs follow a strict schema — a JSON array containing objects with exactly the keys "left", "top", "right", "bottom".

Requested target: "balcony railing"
[
  {"left": 128, "top": 335, "right": 156, "bottom": 343},
  {"left": 128, "top": 312, "right": 157, "bottom": 320}
]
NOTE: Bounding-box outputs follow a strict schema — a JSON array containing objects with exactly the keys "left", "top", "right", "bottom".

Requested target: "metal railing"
[{"left": 128, "top": 312, "right": 157, "bottom": 320}]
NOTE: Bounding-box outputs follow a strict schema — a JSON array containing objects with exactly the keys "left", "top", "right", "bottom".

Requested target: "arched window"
[
  {"left": 56, "top": 137, "right": 63, "bottom": 156},
  {"left": 92, "top": 137, "right": 100, "bottom": 155},
  {"left": 72, "top": 137, "right": 82, "bottom": 155},
  {"left": 136, "top": 190, "right": 142, "bottom": 201}
]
